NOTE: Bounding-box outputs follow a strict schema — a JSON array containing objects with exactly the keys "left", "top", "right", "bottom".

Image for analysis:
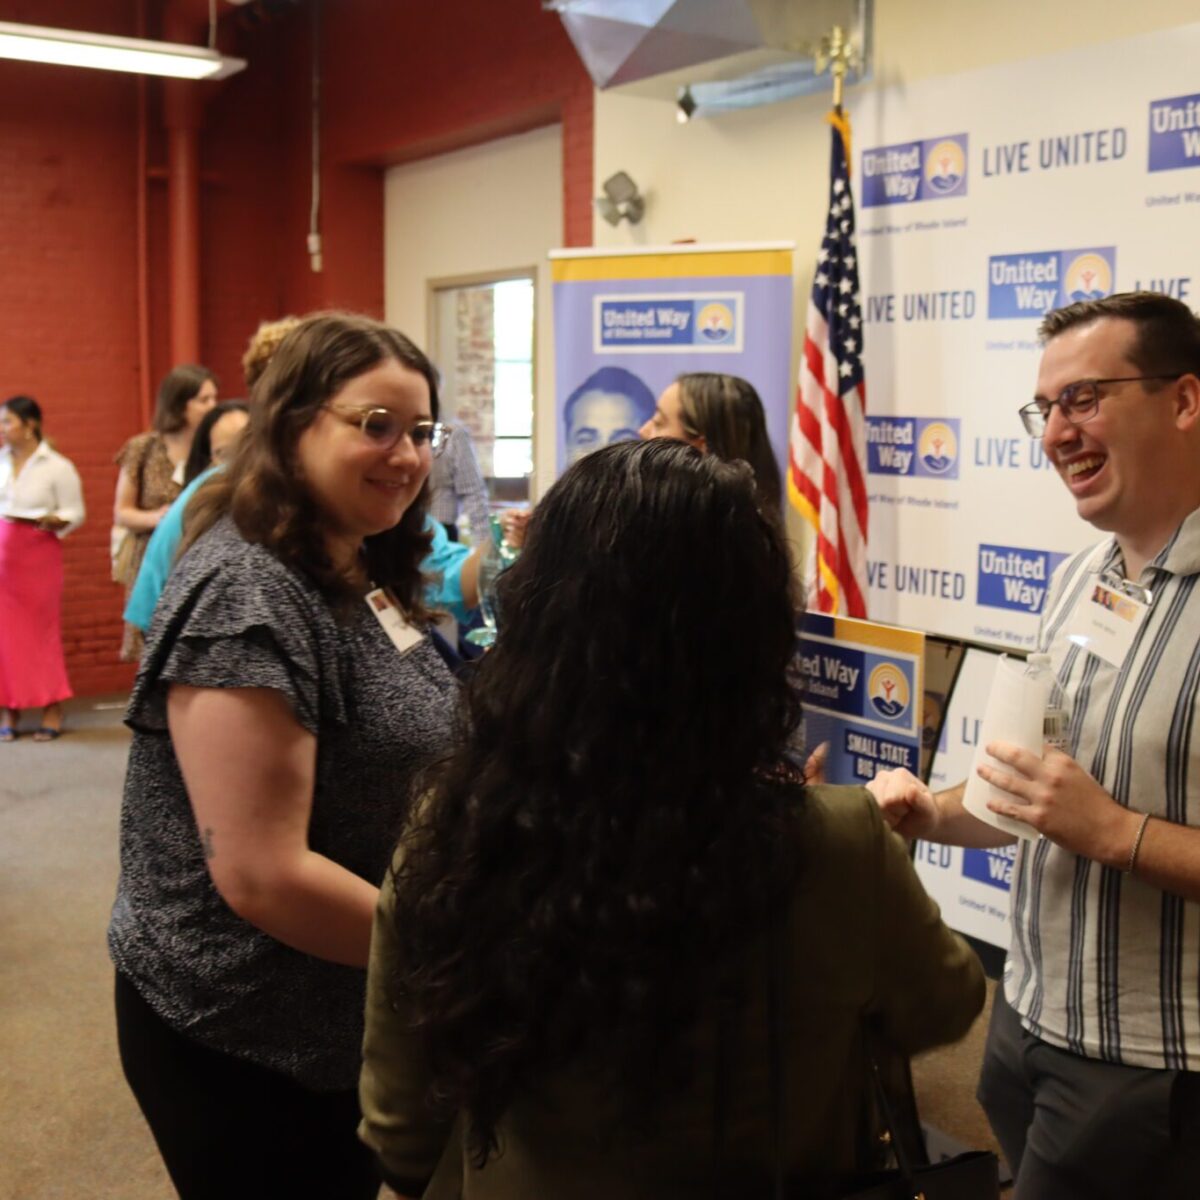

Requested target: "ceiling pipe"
[{"left": 160, "top": 0, "right": 240, "bottom": 365}]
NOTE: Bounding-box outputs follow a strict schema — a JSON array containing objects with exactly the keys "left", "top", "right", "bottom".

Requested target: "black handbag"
[
  {"left": 832, "top": 1049, "right": 1000, "bottom": 1200},
  {"left": 714, "top": 927, "right": 1000, "bottom": 1200}
]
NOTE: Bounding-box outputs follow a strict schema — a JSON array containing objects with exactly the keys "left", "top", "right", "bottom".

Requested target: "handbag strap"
[
  {"left": 863, "top": 1039, "right": 923, "bottom": 1198},
  {"left": 764, "top": 927, "right": 926, "bottom": 1200}
]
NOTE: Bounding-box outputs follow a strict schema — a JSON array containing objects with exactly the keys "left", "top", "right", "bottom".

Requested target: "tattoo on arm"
[{"left": 201, "top": 826, "right": 216, "bottom": 860}]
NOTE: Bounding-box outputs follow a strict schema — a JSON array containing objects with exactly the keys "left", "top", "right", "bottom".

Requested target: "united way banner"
[
  {"left": 798, "top": 613, "right": 924, "bottom": 785},
  {"left": 549, "top": 244, "right": 793, "bottom": 475},
  {"left": 851, "top": 23, "right": 1200, "bottom": 647}
]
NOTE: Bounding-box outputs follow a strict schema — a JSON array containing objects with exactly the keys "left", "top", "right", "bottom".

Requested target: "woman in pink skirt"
[{"left": 0, "top": 396, "right": 86, "bottom": 741}]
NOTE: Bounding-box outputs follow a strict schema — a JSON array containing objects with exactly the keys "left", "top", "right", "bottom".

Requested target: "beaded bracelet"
[{"left": 1124, "top": 812, "right": 1152, "bottom": 875}]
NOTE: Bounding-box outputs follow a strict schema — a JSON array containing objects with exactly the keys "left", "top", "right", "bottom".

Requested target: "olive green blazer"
[{"left": 359, "top": 785, "right": 985, "bottom": 1199}]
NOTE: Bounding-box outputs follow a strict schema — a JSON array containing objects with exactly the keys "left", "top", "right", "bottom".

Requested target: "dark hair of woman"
[
  {"left": 675, "top": 372, "right": 783, "bottom": 517},
  {"left": 2, "top": 395, "right": 43, "bottom": 440},
  {"left": 389, "top": 438, "right": 805, "bottom": 1165},
  {"left": 183, "top": 401, "right": 250, "bottom": 485},
  {"left": 153, "top": 364, "right": 217, "bottom": 434},
  {"left": 182, "top": 312, "right": 439, "bottom": 617}
]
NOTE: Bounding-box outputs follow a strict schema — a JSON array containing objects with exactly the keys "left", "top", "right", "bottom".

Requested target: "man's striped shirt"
[{"left": 1007, "top": 505, "right": 1200, "bottom": 1070}]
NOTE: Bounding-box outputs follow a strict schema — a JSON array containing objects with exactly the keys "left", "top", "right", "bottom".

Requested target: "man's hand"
[
  {"left": 866, "top": 767, "right": 941, "bottom": 839},
  {"left": 977, "top": 741, "right": 1141, "bottom": 867}
]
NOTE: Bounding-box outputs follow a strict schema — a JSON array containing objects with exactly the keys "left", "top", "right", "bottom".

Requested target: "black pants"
[
  {"left": 978, "top": 989, "right": 1200, "bottom": 1199},
  {"left": 115, "top": 972, "right": 380, "bottom": 1200}
]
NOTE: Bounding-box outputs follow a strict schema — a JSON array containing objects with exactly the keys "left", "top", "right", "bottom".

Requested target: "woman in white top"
[{"left": 0, "top": 396, "right": 86, "bottom": 741}]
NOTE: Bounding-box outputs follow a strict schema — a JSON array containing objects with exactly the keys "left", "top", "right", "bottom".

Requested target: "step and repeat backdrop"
[
  {"left": 851, "top": 21, "right": 1200, "bottom": 653},
  {"left": 851, "top": 22, "right": 1200, "bottom": 950}
]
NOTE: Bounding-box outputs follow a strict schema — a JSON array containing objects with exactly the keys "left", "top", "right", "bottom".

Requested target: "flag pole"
[
  {"left": 815, "top": 24, "right": 855, "bottom": 115},
  {"left": 790, "top": 22, "right": 869, "bottom": 618}
]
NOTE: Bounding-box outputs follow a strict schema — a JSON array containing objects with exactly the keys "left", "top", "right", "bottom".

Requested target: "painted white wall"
[
  {"left": 383, "top": 124, "right": 563, "bottom": 496},
  {"left": 594, "top": 1, "right": 1200, "bottom": 256}
]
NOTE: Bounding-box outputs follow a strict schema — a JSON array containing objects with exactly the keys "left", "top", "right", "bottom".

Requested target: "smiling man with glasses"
[{"left": 873, "top": 292, "right": 1200, "bottom": 1196}]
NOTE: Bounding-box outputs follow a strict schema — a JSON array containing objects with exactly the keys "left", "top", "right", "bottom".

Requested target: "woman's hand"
[
  {"left": 113, "top": 467, "right": 169, "bottom": 533},
  {"left": 499, "top": 508, "right": 531, "bottom": 549}
]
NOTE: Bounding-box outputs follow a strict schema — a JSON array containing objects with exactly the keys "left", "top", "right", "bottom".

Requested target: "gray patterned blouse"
[{"left": 108, "top": 516, "right": 457, "bottom": 1090}]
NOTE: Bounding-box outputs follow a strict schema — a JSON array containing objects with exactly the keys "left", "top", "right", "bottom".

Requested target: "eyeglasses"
[
  {"left": 1018, "top": 375, "right": 1181, "bottom": 437},
  {"left": 325, "top": 405, "right": 447, "bottom": 456}
]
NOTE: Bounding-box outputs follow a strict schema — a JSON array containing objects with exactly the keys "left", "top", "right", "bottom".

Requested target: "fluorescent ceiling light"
[{"left": 0, "top": 21, "right": 246, "bottom": 80}]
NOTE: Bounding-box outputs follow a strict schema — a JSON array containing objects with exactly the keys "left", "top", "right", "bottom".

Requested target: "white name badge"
[
  {"left": 365, "top": 587, "right": 423, "bottom": 656},
  {"left": 1064, "top": 577, "right": 1151, "bottom": 669}
]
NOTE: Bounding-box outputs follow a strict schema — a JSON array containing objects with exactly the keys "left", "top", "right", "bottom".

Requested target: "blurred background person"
[
  {"left": 124, "top": 321, "right": 297, "bottom": 638},
  {"left": 428, "top": 423, "right": 490, "bottom": 544},
  {"left": 181, "top": 401, "right": 250, "bottom": 486},
  {"left": 123, "top": 399, "right": 250, "bottom": 635},
  {"left": 112, "top": 364, "right": 217, "bottom": 661},
  {"left": 562, "top": 364, "right": 655, "bottom": 466},
  {"left": 109, "top": 313, "right": 457, "bottom": 1198},
  {"left": 360, "top": 439, "right": 983, "bottom": 1196},
  {"left": 0, "top": 395, "right": 85, "bottom": 742},
  {"left": 640, "top": 371, "right": 782, "bottom": 520}
]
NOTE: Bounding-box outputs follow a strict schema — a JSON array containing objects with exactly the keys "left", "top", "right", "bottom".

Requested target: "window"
[{"left": 431, "top": 272, "right": 535, "bottom": 506}]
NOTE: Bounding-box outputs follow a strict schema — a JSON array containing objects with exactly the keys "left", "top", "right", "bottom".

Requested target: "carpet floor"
[{"left": 0, "top": 697, "right": 1003, "bottom": 1199}]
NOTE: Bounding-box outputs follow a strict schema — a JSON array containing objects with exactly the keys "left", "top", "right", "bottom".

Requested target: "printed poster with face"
[{"left": 549, "top": 244, "right": 793, "bottom": 476}]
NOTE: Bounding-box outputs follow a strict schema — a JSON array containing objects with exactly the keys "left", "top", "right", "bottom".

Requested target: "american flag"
[{"left": 789, "top": 110, "right": 868, "bottom": 617}]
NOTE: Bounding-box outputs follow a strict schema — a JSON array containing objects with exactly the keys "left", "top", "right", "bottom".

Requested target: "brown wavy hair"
[
  {"left": 152, "top": 364, "right": 217, "bottom": 434},
  {"left": 675, "top": 372, "right": 782, "bottom": 518},
  {"left": 182, "top": 311, "right": 438, "bottom": 616}
]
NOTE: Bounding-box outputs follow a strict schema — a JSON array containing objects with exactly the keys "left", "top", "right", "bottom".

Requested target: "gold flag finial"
[{"left": 814, "top": 25, "right": 857, "bottom": 113}]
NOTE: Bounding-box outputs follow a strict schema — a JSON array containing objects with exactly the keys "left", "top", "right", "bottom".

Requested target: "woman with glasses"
[{"left": 108, "top": 313, "right": 457, "bottom": 1199}]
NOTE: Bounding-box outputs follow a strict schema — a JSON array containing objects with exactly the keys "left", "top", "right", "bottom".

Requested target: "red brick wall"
[
  {"left": 0, "top": 0, "right": 592, "bottom": 696},
  {"left": 277, "top": 0, "right": 595, "bottom": 315},
  {"left": 0, "top": 2, "right": 143, "bottom": 694}
]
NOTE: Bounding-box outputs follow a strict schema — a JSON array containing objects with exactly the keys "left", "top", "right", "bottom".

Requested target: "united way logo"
[
  {"left": 977, "top": 543, "right": 1068, "bottom": 614},
  {"left": 867, "top": 417, "right": 960, "bottom": 479},
  {"left": 917, "top": 421, "right": 958, "bottom": 475},
  {"left": 868, "top": 663, "right": 910, "bottom": 721},
  {"left": 924, "top": 139, "right": 967, "bottom": 196},
  {"left": 697, "top": 302, "right": 733, "bottom": 343},
  {"left": 1148, "top": 92, "right": 1200, "bottom": 173},
  {"left": 988, "top": 247, "right": 1116, "bottom": 319},
  {"left": 1063, "top": 252, "right": 1113, "bottom": 303},
  {"left": 962, "top": 845, "right": 1016, "bottom": 892},
  {"left": 861, "top": 133, "right": 968, "bottom": 207}
]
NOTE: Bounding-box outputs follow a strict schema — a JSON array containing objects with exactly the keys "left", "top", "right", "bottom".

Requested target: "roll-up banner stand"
[{"left": 550, "top": 244, "right": 794, "bottom": 478}]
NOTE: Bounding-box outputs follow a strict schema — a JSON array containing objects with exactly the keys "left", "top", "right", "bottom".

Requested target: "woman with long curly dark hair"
[{"left": 360, "top": 439, "right": 983, "bottom": 1198}]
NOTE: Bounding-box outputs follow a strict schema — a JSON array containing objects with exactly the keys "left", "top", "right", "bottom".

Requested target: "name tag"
[
  {"left": 1064, "top": 576, "right": 1151, "bottom": 668},
  {"left": 365, "top": 587, "right": 423, "bottom": 656}
]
